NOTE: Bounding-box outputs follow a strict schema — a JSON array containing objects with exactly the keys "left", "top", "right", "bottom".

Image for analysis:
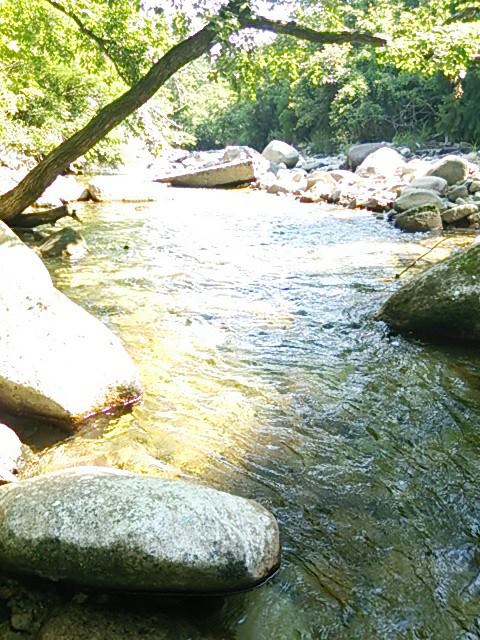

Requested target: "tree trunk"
[{"left": 0, "top": 7, "right": 386, "bottom": 221}]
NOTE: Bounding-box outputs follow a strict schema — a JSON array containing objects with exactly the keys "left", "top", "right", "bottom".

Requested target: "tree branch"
[
  {"left": 0, "top": 2, "right": 387, "bottom": 220},
  {"left": 240, "top": 16, "right": 388, "bottom": 48},
  {"left": 43, "top": 0, "right": 134, "bottom": 83}
]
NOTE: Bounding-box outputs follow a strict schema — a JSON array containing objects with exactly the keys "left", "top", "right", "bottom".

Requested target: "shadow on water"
[{"left": 14, "top": 190, "right": 480, "bottom": 639}]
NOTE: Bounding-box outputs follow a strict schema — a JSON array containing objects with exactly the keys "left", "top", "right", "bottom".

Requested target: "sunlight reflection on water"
[{"left": 24, "top": 189, "right": 480, "bottom": 639}]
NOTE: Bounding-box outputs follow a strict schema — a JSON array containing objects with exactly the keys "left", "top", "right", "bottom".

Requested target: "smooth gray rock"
[
  {"left": 0, "top": 467, "right": 281, "bottom": 594},
  {"left": 409, "top": 176, "right": 448, "bottom": 194},
  {"left": 447, "top": 183, "right": 469, "bottom": 202},
  {"left": 262, "top": 140, "right": 299, "bottom": 169},
  {"left": 162, "top": 160, "right": 256, "bottom": 188},
  {"left": 377, "top": 244, "right": 480, "bottom": 341},
  {"left": 0, "top": 424, "right": 22, "bottom": 484},
  {"left": 347, "top": 142, "right": 389, "bottom": 170},
  {"left": 0, "top": 222, "right": 141, "bottom": 428},
  {"left": 441, "top": 203, "right": 479, "bottom": 224},
  {"left": 469, "top": 180, "right": 480, "bottom": 194},
  {"left": 426, "top": 155, "right": 469, "bottom": 185},
  {"left": 394, "top": 207, "right": 443, "bottom": 232},
  {"left": 394, "top": 189, "right": 445, "bottom": 212}
]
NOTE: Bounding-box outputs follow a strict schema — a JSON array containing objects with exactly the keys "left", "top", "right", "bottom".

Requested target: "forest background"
[{"left": 1, "top": 0, "right": 480, "bottom": 167}]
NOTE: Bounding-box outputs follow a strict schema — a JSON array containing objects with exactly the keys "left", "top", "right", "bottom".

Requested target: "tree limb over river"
[{"left": 0, "top": 0, "right": 386, "bottom": 223}]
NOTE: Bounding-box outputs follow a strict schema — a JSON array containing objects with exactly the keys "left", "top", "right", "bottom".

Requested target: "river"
[{"left": 19, "top": 188, "right": 480, "bottom": 638}]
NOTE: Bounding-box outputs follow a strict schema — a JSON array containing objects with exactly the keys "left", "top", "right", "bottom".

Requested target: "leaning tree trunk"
[
  {"left": 0, "top": 24, "right": 217, "bottom": 221},
  {"left": 0, "top": 6, "right": 386, "bottom": 221}
]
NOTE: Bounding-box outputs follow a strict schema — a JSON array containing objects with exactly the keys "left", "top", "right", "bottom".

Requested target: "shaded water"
[{"left": 23, "top": 190, "right": 480, "bottom": 638}]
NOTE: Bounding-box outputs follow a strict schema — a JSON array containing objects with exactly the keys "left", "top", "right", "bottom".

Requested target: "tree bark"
[
  {"left": 0, "top": 7, "right": 386, "bottom": 222},
  {"left": 9, "top": 204, "right": 79, "bottom": 229}
]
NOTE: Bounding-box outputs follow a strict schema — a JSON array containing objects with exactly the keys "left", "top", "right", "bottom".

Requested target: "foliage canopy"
[{"left": 0, "top": 0, "right": 479, "bottom": 165}]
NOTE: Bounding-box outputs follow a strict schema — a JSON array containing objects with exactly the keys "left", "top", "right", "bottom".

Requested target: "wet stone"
[
  {"left": 0, "top": 467, "right": 280, "bottom": 594},
  {"left": 377, "top": 244, "right": 480, "bottom": 341},
  {"left": 394, "top": 208, "right": 443, "bottom": 233}
]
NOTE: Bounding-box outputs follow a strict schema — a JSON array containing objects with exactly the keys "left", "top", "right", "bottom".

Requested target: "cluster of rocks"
[
  {"left": 389, "top": 156, "right": 480, "bottom": 232},
  {"left": 254, "top": 141, "right": 480, "bottom": 234},
  {"left": 150, "top": 140, "right": 480, "bottom": 236},
  {"left": 0, "top": 219, "right": 280, "bottom": 598}
]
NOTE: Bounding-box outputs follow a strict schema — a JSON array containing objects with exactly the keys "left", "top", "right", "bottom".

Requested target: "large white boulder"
[
  {"left": 34, "top": 176, "right": 88, "bottom": 208},
  {"left": 0, "top": 424, "right": 22, "bottom": 484},
  {"left": 87, "top": 176, "right": 162, "bottom": 202},
  {"left": 356, "top": 147, "right": 406, "bottom": 179},
  {"left": 409, "top": 176, "right": 448, "bottom": 194},
  {"left": 347, "top": 142, "right": 390, "bottom": 170},
  {"left": 0, "top": 467, "right": 281, "bottom": 593},
  {"left": 262, "top": 140, "right": 300, "bottom": 168},
  {"left": 0, "top": 222, "right": 141, "bottom": 429}
]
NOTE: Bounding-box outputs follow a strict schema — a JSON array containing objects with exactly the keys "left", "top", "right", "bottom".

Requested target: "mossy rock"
[
  {"left": 394, "top": 205, "right": 443, "bottom": 232},
  {"left": 377, "top": 244, "right": 480, "bottom": 342}
]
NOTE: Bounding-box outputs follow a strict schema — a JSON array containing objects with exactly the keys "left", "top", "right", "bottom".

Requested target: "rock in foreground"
[
  {"left": 377, "top": 245, "right": 480, "bottom": 341},
  {"left": 0, "top": 222, "right": 141, "bottom": 428},
  {"left": 0, "top": 424, "right": 22, "bottom": 484},
  {"left": 0, "top": 467, "right": 281, "bottom": 594}
]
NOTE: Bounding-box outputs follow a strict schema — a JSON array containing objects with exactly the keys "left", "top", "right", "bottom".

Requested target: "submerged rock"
[
  {"left": 0, "top": 467, "right": 281, "bottom": 594},
  {"left": 37, "top": 227, "right": 87, "bottom": 260},
  {"left": 0, "top": 222, "right": 141, "bottom": 428},
  {"left": 38, "top": 603, "right": 207, "bottom": 640},
  {"left": 0, "top": 425, "right": 22, "bottom": 484},
  {"left": 377, "top": 244, "right": 480, "bottom": 341}
]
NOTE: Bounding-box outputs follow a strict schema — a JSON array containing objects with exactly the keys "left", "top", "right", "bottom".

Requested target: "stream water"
[{"left": 18, "top": 189, "right": 480, "bottom": 638}]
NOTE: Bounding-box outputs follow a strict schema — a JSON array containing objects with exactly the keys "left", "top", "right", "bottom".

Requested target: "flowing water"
[{"left": 19, "top": 189, "right": 480, "bottom": 638}]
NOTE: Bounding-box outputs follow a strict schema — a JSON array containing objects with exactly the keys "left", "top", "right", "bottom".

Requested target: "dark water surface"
[{"left": 27, "top": 189, "right": 480, "bottom": 638}]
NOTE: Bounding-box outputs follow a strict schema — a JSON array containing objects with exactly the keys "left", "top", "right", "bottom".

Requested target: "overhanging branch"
[
  {"left": 0, "top": 1, "right": 387, "bottom": 220},
  {"left": 240, "top": 16, "right": 388, "bottom": 48},
  {"left": 43, "top": 0, "right": 136, "bottom": 83}
]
